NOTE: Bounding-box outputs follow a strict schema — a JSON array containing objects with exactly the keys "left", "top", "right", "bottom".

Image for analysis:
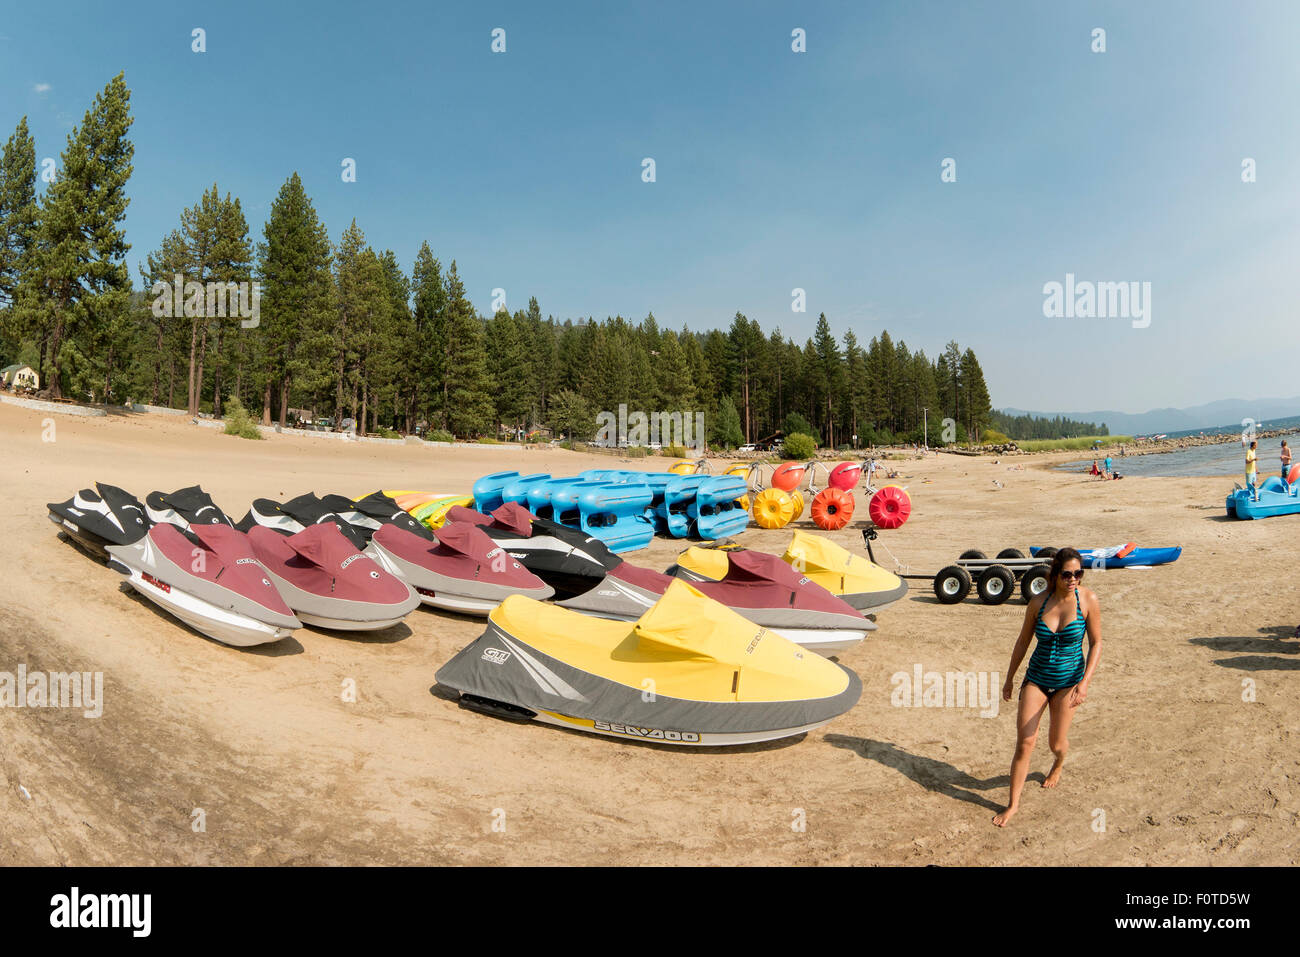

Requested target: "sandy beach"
[{"left": 2, "top": 401, "right": 1296, "bottom": 866}]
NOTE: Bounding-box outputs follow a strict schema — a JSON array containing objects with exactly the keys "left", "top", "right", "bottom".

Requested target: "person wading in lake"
[{"left": 992, "top": 548, "right": 1103, "bottom": 828}]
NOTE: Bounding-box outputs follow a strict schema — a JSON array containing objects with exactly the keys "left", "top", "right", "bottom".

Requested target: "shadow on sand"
[
  {"left": 825, "top": 734, "right": 1025, "bottom": 811},
  {"left": 1192, "top": 626, "right": 1298, "bottom": 671}
]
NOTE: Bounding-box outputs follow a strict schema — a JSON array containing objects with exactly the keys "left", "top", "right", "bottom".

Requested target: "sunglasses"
[{"left": 1059, "top": 570, "right": 1084, "bottom": 581}]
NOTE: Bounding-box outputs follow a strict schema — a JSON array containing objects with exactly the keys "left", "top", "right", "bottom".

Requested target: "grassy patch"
[{"left": 1017, "top": 435, "right": 1133, "bottom": 452}]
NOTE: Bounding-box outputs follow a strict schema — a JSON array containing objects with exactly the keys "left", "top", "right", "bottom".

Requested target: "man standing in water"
[{"left": 1246, "top": 440, "right": 1259, "bottom": 499}]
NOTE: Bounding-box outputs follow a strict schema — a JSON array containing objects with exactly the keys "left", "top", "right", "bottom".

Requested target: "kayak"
[{"left": 1029, "top": 544, "right": 1182, "bottom": 568}]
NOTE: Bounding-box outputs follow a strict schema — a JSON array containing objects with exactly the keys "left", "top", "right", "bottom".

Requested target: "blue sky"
[{"left": 2, "top": 1, "right": 1297, "bottom": 413}]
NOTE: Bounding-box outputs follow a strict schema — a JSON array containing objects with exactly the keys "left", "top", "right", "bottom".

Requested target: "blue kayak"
[{"left": 1029, "top": 545, "right": 1182, "bottom": 568}]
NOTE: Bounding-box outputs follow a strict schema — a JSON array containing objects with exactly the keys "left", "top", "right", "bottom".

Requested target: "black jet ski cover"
[{"left": 47, "top": 483, "right": 150, "bottom": 557}]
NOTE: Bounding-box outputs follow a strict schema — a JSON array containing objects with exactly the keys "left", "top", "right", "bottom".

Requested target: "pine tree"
[
  {"left": 441, "top": 261, "right": 494, "bottom": 436},
  {"left": 410, "top": 241, "right": 446, "bottom": 431},
  {"left": 0, "top": 117, "right": 38, "bottom": 311},
  {"left": 960, "top": 348, "right": 991, "bottom": 442},
  {"left": 710, "top": 394, "right": 744, "bottom": 449},
  {"left": 256, "top": 172, "right": 332, "bottom": 426},
  {"left": 21, "top": 73, "right": 134, "bottom": 398}
]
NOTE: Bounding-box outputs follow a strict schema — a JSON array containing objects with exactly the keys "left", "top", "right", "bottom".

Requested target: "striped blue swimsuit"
[{"left": 1024, "top": 590, "right": 1087, "bottom": 695}]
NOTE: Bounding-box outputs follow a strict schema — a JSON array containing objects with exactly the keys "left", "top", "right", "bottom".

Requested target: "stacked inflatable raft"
[{"left": 469, "top": 469, "right": 749, "bottom": 553}]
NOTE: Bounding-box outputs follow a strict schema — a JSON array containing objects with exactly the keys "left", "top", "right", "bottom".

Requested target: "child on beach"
[{"left": 993, "top": 548, "right": 1103, "bottom": 828}]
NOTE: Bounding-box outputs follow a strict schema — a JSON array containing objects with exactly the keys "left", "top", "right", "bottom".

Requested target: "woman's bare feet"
[
  {"left": 1043, "top": 757, "right": 1066, "bottom": 788},
  {"left": 992, "top": 805, "right": 1018, "bottom": 827}
]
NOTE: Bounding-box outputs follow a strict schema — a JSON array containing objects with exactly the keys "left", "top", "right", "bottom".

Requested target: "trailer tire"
[
  {"left": 996, "top": 548, "right": 1025, "bottom": 561},
  {"left": 1037, "top": 547, "right": 1058, "bottom": 559},
  {"left": 977, "top": 565, "right": 1015, "bottom": 605},
  {"left": 959, "top": 549, "right": 986, "bottom": 561},
  {"left": 934, "top": 566, "right": 972, "bottom": 604},
  {"left": 1021, "top": 564, "right": 1051, "bottom": 603}
]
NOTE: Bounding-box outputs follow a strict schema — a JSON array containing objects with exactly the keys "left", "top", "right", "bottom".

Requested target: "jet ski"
[
  {"left": 774, "top": 531, "right": 908, "bottom": 611},
  {"left": 247, "top": 523, "right": 419, "bottom": 630},
  {"left": 106, "top": 523, "right": 300, "bottom": 647},
  {"left": 47, "top": 483, "right": 150, "bottom": 559},
  {"left": 366, "top": 521, "right": 554, "bottom": 615},
  {"left": 145, "top": 485, "right": 237, "bottom": 531},
  {"left": 436, "top": 579, "right": 863, "bottom": 746},
  {"left": 561, "top": 548, "right": 874, "bottom": 654},
  {"left": 445, "top": 502, "right": 622, "bottom": 600},
  {"left": 237, "top": 492, "right": 369, "bottom": 549},
  {"left": 324, "top": 491, "right": 434, "bottom": 542}
]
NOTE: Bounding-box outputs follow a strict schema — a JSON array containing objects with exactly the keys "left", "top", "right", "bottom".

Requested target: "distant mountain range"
[{"left": 999, "top": 397, "right": 1300, "bottom": 436}]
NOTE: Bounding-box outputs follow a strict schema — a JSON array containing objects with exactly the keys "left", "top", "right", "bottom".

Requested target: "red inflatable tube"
[
  {"left": 771, "top": 462, "right": 806, "bottom": 492},
  {"left": 811, "top": 487, "right": 855, "bottom": 530},
  {"left": 868, "top": 485, "right": 912, "bottom": 529},
  {"left": 828, "top": 462, "right": 862, "bottom": 491}
]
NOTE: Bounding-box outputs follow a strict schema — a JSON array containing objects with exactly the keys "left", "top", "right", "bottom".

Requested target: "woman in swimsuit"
[{"left": 992, "top": 547, "right": 1103, "bottom": 827}]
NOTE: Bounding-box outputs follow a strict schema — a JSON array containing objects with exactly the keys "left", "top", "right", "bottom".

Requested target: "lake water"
[{"left": 1057, "top": 440, "right": 1290, "bottom": 478}]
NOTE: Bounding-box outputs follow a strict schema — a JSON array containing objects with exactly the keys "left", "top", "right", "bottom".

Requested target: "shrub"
[
  {"left": 781, "top": 432, "right": 817, "bottom": 460},
  {"left": 982, "top": 428, "right": 1010, "bottom": 445},
  {"left": 625, "top": 446, "right": 649, "bottom": 458},
  {"left": 783, "top": 412, "right": 815, "bottom": 437},
  {"left": 661, "top": 443, "right": 687, "bottom": 458},
  {"left": 373, "top": 426, "right": 401, "bottom": 439},
  {"left": 425, "top": 429, "right": 454, "bottom": 443},
  {"left": 222, "top": 395, "right": 263, "bottom": 440},
  {"left": 477, "top": 436, "right": 500, "bottom": 444}
]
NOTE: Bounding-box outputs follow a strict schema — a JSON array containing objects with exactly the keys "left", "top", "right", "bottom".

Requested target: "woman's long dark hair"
[{"left": 1048, "top": 547, "right": 1084, "bottom": 593}]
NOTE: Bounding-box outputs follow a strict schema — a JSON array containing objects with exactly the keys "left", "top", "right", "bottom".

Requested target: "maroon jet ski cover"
[
  {"left": 155, "top": 522, "right": 296, "bottom": 617},
  {"left": 251, "top": 523, "right": 413, "bottom": 604},
  {"left": 374, "top": 522, "right": 548, "bottom": 589}
]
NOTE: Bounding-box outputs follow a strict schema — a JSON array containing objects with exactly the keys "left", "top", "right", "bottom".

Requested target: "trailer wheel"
[
  {"left": 996, "top": 548, "right": 1025, "bottom": 560},
  {"left": 959, "top": 549, "right": 986, "bottom": 561},
  {"left": 933, "top": 565, "right": 972, "bottom": 604},
  {"left": 1037, "top": 547, "right": 1058, "bottom": 559},
  {"left": 977, "top": 565, "right": 1015, "bottom": 605},
  {"left": 1021, "top": 564, "right": 1051, "bottom": 603}
]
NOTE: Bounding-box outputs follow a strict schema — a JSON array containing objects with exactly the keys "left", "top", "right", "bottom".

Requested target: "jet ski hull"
[
  {"left": 48, "top": 509, "right": 119, "bottom": 559},
  {"left": 106, "top": 525, "right": 301, "bottom": 647},
  {"left": 115, "top": 564, "right": 295, "bottom": 646},
  {"left": 530, "top": 709, "right": 840, "bottom": 747}
]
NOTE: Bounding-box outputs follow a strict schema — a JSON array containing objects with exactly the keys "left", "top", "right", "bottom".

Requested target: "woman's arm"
[
  {"left": 1073, "top": 589, "right": 1104, "bottom": 705},
  {"left": 1002, "top": 600, "right": 1038, "bottom": 699}
]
